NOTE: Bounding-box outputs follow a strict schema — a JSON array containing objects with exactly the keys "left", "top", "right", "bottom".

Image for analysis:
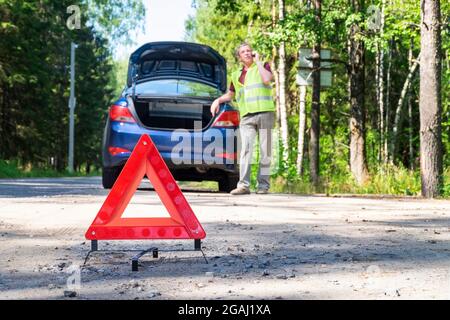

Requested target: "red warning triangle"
[{"left": 85, "top": 134, "right": 206, "bottom": 240}]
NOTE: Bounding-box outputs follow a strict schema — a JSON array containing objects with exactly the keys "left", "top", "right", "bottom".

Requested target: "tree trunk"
[
  {"left": 271, "top": 0, "right": 280, "bottom": 126},
  {"left": 0, "top": 85, "right": 5, "bottom": 159},
  {"left": 408, "top": 94, "right": 414, "bottom": 170},
  {"left": 385, "top": 38, "right": 393, "bottom": 164},
  {"left": 408, "top": 38, "right": 415, "bottom": 170},
  {"left": 390, "top": 52, "right": 421, "bottom": 161},
  {"left": 348, "top": 0, "right": 369, "bottom": 185},
  {"left": 272, "top": 58, "right": 281, "bottom": 127},
  {"left": 278, "top": 0, "right": 289, "bottom": 162},
  {"left": 297, "top": 85, "right": 307, "bottom": 175},
  {"left": 379, "top": 46, "right": 386, "bottom": 163},
  {"left": 309, "top": 0, "right": 321, "bottom": 187},
  {"left": 378, "top": 0, "right": 386, "bottom": 164},
  {"left": 419, "top": 0, "right": 443, "bottom": 198},
  {"left": 375, "top": 42, "right": 381, "bottom": 162}
]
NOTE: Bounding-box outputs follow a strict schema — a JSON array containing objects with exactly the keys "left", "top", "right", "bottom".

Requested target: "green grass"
[
  {"left": 270, "top": 164, "right": 450, "bottom": 198},
  {"left": 0, "top": 159, "right": 100, "bottom": 179},
  {"left": 177, "top": 180, "right": 219, "bottom": 191}
]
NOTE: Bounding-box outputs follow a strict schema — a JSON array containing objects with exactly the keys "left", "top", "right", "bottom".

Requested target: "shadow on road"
[{"left": 0, "top": 177, "right": 218, "bottom": 198}]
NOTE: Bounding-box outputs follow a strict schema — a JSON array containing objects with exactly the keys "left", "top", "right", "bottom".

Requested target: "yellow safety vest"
[{"left": 231, "top": 63, "right": 275, "bottom": 118}]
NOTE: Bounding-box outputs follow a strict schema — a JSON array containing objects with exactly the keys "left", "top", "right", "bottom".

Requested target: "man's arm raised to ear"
[{"left": 254, "top": 52, "right": 273, "bottom": 85}]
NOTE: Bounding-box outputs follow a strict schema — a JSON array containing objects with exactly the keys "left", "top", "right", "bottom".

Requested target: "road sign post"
[
  {"left": 296, "top": 48, "right": 333, "bottom": 87},
  {"left": 68, "top": 42, "right": 77, "bottom": 173}
]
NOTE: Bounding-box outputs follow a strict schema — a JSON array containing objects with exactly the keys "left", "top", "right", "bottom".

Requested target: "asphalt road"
[
  {"left": 0, "top": 177, "right": 109, "bottom": 198},
  {"left": 0, "top": 176, "right": 216, "bottom": 198},
  {"left": 1, "top": 176, "right": 450, "bottom": 300}
]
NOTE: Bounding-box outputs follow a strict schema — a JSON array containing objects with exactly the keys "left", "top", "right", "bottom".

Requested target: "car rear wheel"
[
  {"left": 102, "top": 166, "right": 122, "bottom": 189},
  {"left": 218, "top": 175, "right": 239, "bottom": 193}
]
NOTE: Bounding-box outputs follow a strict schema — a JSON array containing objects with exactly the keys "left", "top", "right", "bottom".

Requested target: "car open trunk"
[
  {"left": 132, "top": 97, "right": 213, "bottom": 130},
  {"left": 128, "top": 42, "right": 227, "bottom": 92}
]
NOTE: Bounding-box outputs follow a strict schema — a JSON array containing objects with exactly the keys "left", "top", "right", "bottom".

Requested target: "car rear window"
[{"left": 134, "top": 80, "right": 219, "bottom": 98}]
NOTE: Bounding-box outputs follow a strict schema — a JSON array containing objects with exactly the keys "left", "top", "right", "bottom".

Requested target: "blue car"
[{"left": 102, "top": 42, "right": 240, "bottom": 192}]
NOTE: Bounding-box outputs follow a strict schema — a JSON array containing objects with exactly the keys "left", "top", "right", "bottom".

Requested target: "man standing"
[{"left": 210, "top": 42, "right": 275, "bottom": 195}]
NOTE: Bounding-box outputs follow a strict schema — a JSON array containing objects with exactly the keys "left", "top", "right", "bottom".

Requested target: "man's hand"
[
  {"left": 211, "top": 91, "right": 234, "bottom": 115},
  {"left": 253, "top": 51, "right": 261, "bottom": 63},
  {"left": 210, "top": 98, "right": 220, "bottom": 115}
]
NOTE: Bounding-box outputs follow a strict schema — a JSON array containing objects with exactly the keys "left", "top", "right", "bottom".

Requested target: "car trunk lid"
[{"left": 127, "top": 42, "right": 227, "bottom": 92}]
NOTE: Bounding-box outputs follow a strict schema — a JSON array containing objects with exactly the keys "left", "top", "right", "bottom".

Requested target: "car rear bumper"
[{"left": 102, "top": 120, "right": 238, "bottom": 177}]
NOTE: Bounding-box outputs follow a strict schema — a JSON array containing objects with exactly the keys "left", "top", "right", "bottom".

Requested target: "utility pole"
[{"left": 68, "top": 42, "right": 77, "bottom": 173}]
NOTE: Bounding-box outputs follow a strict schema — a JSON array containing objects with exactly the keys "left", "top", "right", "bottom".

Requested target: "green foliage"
[
  {"left": 441, "top": 1, "right": 450, "bottom": 167},
  {"left": 111, "top": 58, "right": 129, "bottom": 97},
  {"left": 84, "top": 0, "right": 146, "bottom": 48},
  {"left": 0, "top": 159, "right": 99, "bottom": 178},
  {"left": 2, "top": 0, "right": 448, "bottom": 197},
  {"left": 187, "top": 0, "right": 275, "bottom": 73},
  {"left": 0, "top": 0, "right": 146, "bottom": 173},
  {"left": 441, "top": 168, "right": 450, "bottom": 197},
  {"left": 271, "top": 164, "right": 422, "bottom": 196},
  {"left": 183, "top": 0, "right": 449, "bottom": 197}
]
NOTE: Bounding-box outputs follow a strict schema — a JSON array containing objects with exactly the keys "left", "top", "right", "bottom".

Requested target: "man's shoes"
[
  {"left": 230, "top": 187, "right": 251, "bottom": 195},
  {"left": 256, "top": 189, "right": 269, "bottom": 194}
]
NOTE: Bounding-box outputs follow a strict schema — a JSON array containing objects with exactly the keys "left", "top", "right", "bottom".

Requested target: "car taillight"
[
  {"left": 212, "top": 110, "right": 240, "bottom": 127},
  {"left": 108, "top": 146, "right": 131, "bottom": 156},
  {"left": 216, "top": 152, "right": 237, "bottom": 160},
  {"left": 109, "top": 105, "right": 136, "bottom": 123}
]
